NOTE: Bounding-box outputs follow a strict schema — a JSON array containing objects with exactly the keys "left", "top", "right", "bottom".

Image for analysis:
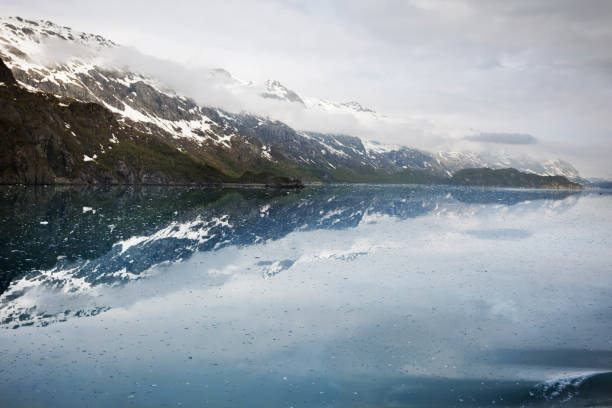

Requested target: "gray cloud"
[{"left": 464, "top": 133, "right": 538, "bottom": 145}]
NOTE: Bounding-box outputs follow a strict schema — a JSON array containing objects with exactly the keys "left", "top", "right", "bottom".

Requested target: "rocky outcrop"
[{"left": 0, "top": 57, "right": 16, "bottom": 84}]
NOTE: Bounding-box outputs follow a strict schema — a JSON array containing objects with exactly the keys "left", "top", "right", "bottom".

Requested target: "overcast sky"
[{"left": 3, "top": 0, "right": 612, "bottom": 177}]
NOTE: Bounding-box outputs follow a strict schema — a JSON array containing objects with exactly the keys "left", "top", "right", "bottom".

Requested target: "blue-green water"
[{"left": 0, "top": 185, "right": 611, "bottom": 407}]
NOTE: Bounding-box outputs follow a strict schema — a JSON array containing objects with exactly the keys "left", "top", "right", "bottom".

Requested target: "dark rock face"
[{"left": 0, "top": 58, "right": 16, "bottom": 84}]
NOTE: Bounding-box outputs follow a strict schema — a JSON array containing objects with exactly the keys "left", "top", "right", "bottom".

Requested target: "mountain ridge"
[
  {"left": 450, "top": 168, "right": 583, "bottom": 189},
  {"left": 0, "top": 16, "right": 584, "bottom": 185}
]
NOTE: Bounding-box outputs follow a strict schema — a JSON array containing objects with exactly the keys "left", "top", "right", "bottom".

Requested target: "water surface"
[{"left": 1, "top": 185, "right": 611, "bottom": 407}]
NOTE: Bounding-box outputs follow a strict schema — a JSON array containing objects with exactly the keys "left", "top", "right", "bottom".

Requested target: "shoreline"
[{"left": 0, "top": 182, "right": 593, "bottom": 190}]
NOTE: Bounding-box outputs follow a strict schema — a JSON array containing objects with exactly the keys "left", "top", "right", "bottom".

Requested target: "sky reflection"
[{"left": 0, "top": 186, "right": 610, "bottom": 407}]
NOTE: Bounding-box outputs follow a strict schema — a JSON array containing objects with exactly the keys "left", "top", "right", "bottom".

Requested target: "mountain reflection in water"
[
  {"left": 0, "top": 184, "right": 580, "bottom": 327},
  {"left": 0, "top": 185, "right": 610, "bottom": 408}
]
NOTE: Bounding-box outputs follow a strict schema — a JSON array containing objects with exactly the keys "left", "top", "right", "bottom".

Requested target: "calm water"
[{"left": 0, "top": 185, "right": 611, "bottom": 407}]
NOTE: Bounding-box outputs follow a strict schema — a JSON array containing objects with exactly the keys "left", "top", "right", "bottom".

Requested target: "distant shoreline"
[{"left": 0, "top": 181, "right": 590, "bottom": 190}]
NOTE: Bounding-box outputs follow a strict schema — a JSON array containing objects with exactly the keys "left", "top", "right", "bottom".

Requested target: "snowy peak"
[
  {"left": 257, "top": 79, "right": 377, "bottom": 116},
  {"left": 539, "top": 159, "right": 581, "bottom": 179},
  {"left": 209, "top": 67, "right": 233, "bottom": 79},
  {"left": 208, "top": 67, "right": 251, "bottom": 87},
  {"left": 433, "top": 151, "right": 581, "bottom": 180},
  {"left": 0, "top": 16, "right": 381, "bottom": 123},
  {"left": 302, "top": 95, "right": 378, "bottom": 117},
  {"left": 260, "top": 79, "right": 305, "bottom": 104},
  {"left": 0, "top": 16, "right": 117, "bottom": 49},
  {"left": 340, "top": 101, "right": 375, "bottom": 113},
  {"left": 363, "top": 139, "right": 402, "bottom": 154},
  {"left": 0, "top": 18, "right": 244, "bottom": 150}
]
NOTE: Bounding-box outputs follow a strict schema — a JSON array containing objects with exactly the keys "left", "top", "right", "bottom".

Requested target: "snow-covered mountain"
[
  {"left": 215, "top": 72, "right": 381, "bottom": 120},
  {"left": 435, "top": 151, "right": 581, "bottom": 179},
  {"left": 259, "top": 78, "right": 379, "bottom": 117},
  {"left": 260, "top": 79, "right": 305, "bottom": 104},
  {"left": 0, "top": 16, "right": 582, "bottom": 182}
]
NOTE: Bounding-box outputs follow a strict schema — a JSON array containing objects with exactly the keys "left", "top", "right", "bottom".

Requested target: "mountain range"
[{"left": 0, "top": 17, "right": 583, "bottom": 185}]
